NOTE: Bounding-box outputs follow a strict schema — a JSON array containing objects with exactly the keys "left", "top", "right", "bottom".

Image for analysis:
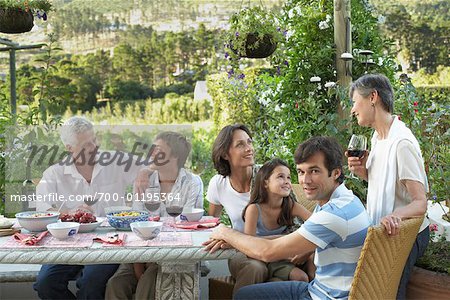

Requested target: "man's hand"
[
  {"left": 202, "top": 238, "right": 232, "bottom": 253},
  {"left": 203, "top": 225, "right": 232, "bottom": 253},
  {"left": 290, "top": 252, "right": 311, "bottom": 265},
  {"left": 210, "top": 224, "right": 228, "bottom": 240},
  {"left": 134, "top": 168, "right": 153, "bottom": 196},
  {"left": 381, "top": 214, "right": 402, "bottom": 236},
  {"left": 77, "top": 204, "right": 95, "bottom": 214}
]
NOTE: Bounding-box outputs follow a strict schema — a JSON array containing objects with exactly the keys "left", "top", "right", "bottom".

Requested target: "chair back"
[
  {"left": 292, "top": 184, "right": 316, "bottom": 213},
  {"left": 349, "top": 216, "right": 424, "bottom": 300}
]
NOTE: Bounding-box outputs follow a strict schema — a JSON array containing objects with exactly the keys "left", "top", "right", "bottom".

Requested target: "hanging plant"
[
  {"left": 224, "top": 6, "right": 283, "bottom": 74},
  {"left": 0, "top": 0, "right": 52, "bottom": 34}
]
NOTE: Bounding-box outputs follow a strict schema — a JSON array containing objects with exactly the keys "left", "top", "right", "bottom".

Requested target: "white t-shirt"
[
  {"left": 36, "top": 152, "right": 142, "bottom": 217},
  {"left": 132, "top": 168, "right": 203, "bottom": 217},
  {"left": 207, "top": 174, "right": 250, "bottom": 232},
  {"left": 368, "top": 139, "right": 429, "bottom": 231}
]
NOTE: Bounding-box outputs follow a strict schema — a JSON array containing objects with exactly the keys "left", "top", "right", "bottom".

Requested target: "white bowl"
[
  {"left": 47, "top": 222, "right": 80, "bottom": 240},
  {"left": 15, "top": 211, "right": 59, "bottom": 232},
  {"left": 130, "top": 221, "right": 162, "bottom": 240},
  {"left": 0, "top": 218, "right": 13, "bottom": 229},
  {"left": 78, "top": 217, "right": 104, "bottom": 233},
  {"left": 180, "top": 208, "right": 204, "bottom": 222}
]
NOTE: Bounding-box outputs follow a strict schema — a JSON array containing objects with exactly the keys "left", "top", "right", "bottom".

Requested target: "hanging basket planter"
[
  {"left": 224, "top": 6, "right": 283, "bottom": 72},
  {"left": 0, "top": 8, "right": 34, "bottom": 34},
  {"left": 241, "top": 33, "right": 277, "bottom": 59}
]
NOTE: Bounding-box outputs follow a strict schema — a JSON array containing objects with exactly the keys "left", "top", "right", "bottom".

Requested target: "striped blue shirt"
[{"left": 297, "top": 184, "right": 371, "bottom": 300}]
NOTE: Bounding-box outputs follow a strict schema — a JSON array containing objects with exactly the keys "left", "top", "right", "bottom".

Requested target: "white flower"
[
  {"left": 258, "top": 97, "right": 270, "bottom": 106},
  {"left": 280, "top": 145, "right": 289, "bottom": 155},
  {"left": 377, "top": 15, "right": 386, "bottom": 24},
  {"left": 378, "top": 57, "right": 384, "bottom": 66},
  {"left": 317, "top": 83, "right": 322, "bottom": 90},
  {"left": 295, "top": 7, "right": 302, "bottom": 16},
  {"left": 318, "top": 21, "right": 329, "bottom": 30},
  {"left": 280, "top": 104, "right": 286, "bottom": 109},
  {"left": 325, "top": 82, "right": 336, "bottom": 88},
  {"left": 274, "top": 105, "right": 281, "bottom": 112},
  {"left": 285, "top": 30, "right": 294, "bottom": 40},
  {"left": 310, "top": 76, "right": 321, "bottom": 83},
  {"left": 326, "top": 14, "right": 332, "bottom": 22},
  {"left": 0, "top": 152, "right": 5, "bottom": 158},
  {"left": 276, "top": 83, "right": 283, "bottom": 93},
  {"left": 309, "top": 91, "right": 315, "bottom": 97},
  {"left": 288, "top": 9, "right": 295, "bottom": 19}
]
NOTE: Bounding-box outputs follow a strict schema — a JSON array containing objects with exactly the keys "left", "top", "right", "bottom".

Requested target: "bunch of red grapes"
[{"left": 60, "top": 210, "right": 97, "bottom": 223}]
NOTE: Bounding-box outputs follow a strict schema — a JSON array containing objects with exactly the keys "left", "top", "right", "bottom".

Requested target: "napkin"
[
  {"left": 174, "top": 217, "right": 220, "bottom": 230},
  {"left": 93, "top": 233, "right": 125, "bottom": 246},
  {"left": 13, "top": 231, "right": 48, "bottom": 245}
]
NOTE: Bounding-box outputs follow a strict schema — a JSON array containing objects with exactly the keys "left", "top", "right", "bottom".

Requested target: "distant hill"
[{"left": 0, "top": 0, "right": 281, "bottom": 55}]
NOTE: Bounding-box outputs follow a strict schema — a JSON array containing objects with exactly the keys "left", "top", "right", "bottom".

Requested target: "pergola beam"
[{"left": 0, "top": 38, "right": 44, "bottom": 115}]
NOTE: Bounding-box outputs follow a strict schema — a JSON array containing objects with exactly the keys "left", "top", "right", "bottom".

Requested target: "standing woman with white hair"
[{"left": 347, "top": 74, "right": 429, "bottom": 299}]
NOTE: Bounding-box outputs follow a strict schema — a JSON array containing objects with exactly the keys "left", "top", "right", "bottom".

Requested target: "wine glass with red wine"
[
  {"left": 143, "top": 187, "right": 161, "bottom": 218},
  {"left": 165, "top": 195, "right": 183, "bottom": 239},
  {"left": 348, "top": 134, "right": 367, "bottom": 178}
]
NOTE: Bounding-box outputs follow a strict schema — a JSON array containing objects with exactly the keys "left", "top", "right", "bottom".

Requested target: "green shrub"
[
  {"left": 416, "top": 229, "right": 450, "bottom": 275},
  {"left": 395, "top": 82, "right": 449, "bottom": 202},
  {"left": 207, "top": 67, "right": 271, "bottom": 132}
]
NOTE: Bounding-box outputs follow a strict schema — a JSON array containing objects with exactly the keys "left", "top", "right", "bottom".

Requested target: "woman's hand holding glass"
[{"left": 346, "top": 135, "right": 368, "bottom": 180}]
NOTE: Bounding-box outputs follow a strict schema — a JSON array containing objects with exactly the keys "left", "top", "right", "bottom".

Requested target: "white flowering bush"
[{"left": 208, "top": 0, "right": 398, "bottom": 195}]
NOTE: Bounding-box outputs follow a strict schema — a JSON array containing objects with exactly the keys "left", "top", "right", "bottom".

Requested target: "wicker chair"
[{"left": 348, "top": 216, "right": 424, "bottom": 300}]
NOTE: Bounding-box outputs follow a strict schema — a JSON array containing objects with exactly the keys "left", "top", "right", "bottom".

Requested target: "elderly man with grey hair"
[{"left": 34, "top": 116, "right": 143, "bottom": 300}]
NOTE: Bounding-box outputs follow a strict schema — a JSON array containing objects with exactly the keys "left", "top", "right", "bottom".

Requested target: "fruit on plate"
[{"left": 60, "top": 210, "right": 97, "bottom": 223}]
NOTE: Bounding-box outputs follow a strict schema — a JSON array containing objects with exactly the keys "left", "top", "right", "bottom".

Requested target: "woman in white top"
[
  {"left": 207, "top": 124, "right": 268, "bottom": 295},
  {"left": 347, "top": 74, "right": 429, "bottom": 299}
]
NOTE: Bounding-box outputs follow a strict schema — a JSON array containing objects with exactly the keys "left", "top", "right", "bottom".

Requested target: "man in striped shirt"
[{"left": 205, "top": 136, "right": 371, "bottom": 299}]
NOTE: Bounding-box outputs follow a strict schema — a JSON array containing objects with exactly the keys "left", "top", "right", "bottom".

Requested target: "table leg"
[{"left": 155, "top": 262, "right": 200, "bottom": 300}]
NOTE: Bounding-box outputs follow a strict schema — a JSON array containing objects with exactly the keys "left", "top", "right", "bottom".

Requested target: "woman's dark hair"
[
  {"left": 349, "top": 73, "right": 394, "bottom": 113},
  {"left": 294, "top": 136, "right": 345, "bottom": 184},
  {"left": 242, "top": 158, "right": 295, "bottom": 227},
  {"left": 212, "top": 124, "right": 253, "bottom": 176}
]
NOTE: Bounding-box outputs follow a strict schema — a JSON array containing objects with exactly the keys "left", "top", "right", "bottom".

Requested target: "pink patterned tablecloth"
[
  {"left": 0, "top": 233, "right": 96, "bottom": 248},
  {"left": 99, "top": 232, "right": 192, "bottom": 247}
]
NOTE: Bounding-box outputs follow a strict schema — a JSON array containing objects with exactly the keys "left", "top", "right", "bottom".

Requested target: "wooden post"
[
  {"left": 334, "top": 0, "right": 352, "bottom": 127},
  {"left": 334, "top": 0, "right": 352, "bottom": 88},
  {"left": 9, "top": 49, "right": 16, "bottom": 115}
]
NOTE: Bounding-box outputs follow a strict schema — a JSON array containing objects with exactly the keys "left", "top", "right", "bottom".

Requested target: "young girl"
[{"left": 242, "top": 158, "right": 315, "bottom": 282}]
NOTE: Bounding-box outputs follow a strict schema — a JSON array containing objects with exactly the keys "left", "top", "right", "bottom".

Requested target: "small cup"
[
  {"left": 180, "top": 208, "right": 204, "bottom": 222},
  {"left": 47, "top": 222, "right": 80, "bottom": 240},
  {"left": 130, "top": 221, "right": 162, "bottom": 240}
]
